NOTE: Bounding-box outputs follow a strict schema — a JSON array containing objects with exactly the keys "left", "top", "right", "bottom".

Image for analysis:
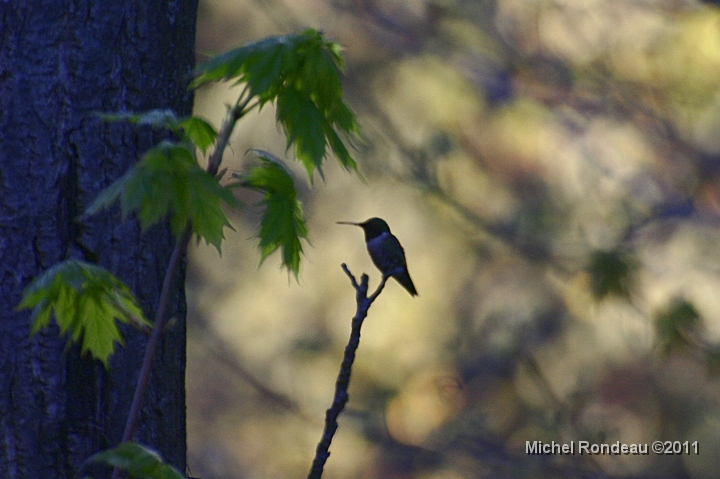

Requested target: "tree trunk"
[{"left": 0, "top": 2, "right": 198, "bottom": 477}]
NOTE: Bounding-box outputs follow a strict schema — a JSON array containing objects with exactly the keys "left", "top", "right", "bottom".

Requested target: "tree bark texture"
[{"left": 0, "top": 2, "right": 198, "bottom": 478}]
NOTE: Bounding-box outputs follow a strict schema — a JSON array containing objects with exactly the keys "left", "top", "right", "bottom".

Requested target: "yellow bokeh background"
[{"left": 187, "top": 1, "right": 720, "bottom": 478}]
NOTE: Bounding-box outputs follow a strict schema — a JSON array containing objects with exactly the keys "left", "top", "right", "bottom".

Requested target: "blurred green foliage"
[
  {"left": 588, "top": 249, "right": 638, "bottom": 300},
  {"left": 656, "top": 297, "right": 701, "bottom": 352}
]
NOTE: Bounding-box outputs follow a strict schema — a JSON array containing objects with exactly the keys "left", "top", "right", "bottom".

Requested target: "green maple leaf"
[
  {"left": 17, "top": 260, "right": 148, "bottom": 367},
  {"left": 86, "top": 142, "right": 239, "bottom": 253},
  {"left": 231, "top": 150, "right": 308, "bottom": 277}
]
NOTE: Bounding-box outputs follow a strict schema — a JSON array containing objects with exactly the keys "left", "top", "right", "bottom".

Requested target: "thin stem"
[
  {"left": 206, "top": 87, "right": 253, "bottom": 177},
  {"left": 241, "top": 99, "right": 261, "bottom": 116},
  {"left": 111, "top": 226, "right": 192, "bottom": 479},
  {"left": 111, "top": 85, "right": 251, "bottom": 478}
]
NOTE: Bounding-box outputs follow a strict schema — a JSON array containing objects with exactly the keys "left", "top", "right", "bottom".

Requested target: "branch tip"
[{"left": 341, "top": 263, "right": 360, "bottom": 289}]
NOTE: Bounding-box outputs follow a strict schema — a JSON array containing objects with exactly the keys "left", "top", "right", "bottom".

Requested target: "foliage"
[
  {"left": 89, "top": 442, "right": 183, "bottom": 479},
  {"left": 86, "top": 141, "right": 239, "bottom": 254},
  {"left": 192, "top": 28, "right": 358, "bottom": 180},
  {"left": 18, "top": 27, "right": 359, "bottom": 477},
  {"left": 23, "top": 28, "right": 357, "bottom": 367},
  {"left": 231, "top": 150, "right": 308, "bottom": 276},
  {"left": 88, "top": 28, "right": 355, "bottom": 272},
  {"left": 655, "top": 297, "right": 701, "bottom": 352},
  {"left": 179, "top": 116, "right": 219, "bottom": 154},
  {"left": 588, "top": 249, "right": 638, "bottom": 300},
  {"left": 17, "top": 260, "right": 148, "bottom": 367},
  {"left": 97, "top": 110, "right": 218, "bottom": 155}
]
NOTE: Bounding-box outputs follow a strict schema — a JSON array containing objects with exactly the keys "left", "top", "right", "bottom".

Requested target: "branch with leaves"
[
  {"left": 307, "top": 264, "right": 388, "bottom": 479},
  {"left": 18, "top": 28, "right": 360, "bottom": 479}
]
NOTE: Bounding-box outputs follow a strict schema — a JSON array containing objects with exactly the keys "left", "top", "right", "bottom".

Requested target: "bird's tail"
[{"left": 393, "top": 270, "right": 418, "bottom": 296}]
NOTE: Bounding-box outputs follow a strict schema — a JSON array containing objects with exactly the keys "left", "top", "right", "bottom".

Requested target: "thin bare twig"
[{"left": 307, "top": 264, "right": 387, "bottom": 479}]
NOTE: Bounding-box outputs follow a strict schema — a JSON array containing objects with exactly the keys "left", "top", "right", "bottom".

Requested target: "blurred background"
[{"left": 187, "top": 1, "right": 720, "bottom": 478}]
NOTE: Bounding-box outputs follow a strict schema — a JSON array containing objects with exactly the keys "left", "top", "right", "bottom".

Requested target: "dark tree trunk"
[{"left": 0, "top": 2, "right": 198, "bottom": 478}]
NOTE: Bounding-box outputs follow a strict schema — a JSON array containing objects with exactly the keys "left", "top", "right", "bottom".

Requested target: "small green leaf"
[
  {"left": 655, "top": 297, "right": 701, "bottom": 353},
  {"left": 96, "top": 109, "right": 181, "bottom": 131},
  {"left": 232, "top": 151, "right": 308, "bottom": 276},
  {"left": 89, "top": 442, "right": 183, "bottom": 479},
  {"left": 323, "top": 121, "right": 356, "bottom": 171},
  {"left": 243, "top": 38, "right": 291, "bottom": 99},
  {"left": 180, "top": 116, "right": 218, "bottom": 154},
  {"left": 17, "top": 260, "right": 149, "bottom": 367},
  {"left": 588, "top": 249, "right": 638, "bottom": 300},
  {"left": 86, "top": 142, "right": 240, "bottom": 253},
  {"left": 187, "top": 167, "right": 239, "bottom": 252}
]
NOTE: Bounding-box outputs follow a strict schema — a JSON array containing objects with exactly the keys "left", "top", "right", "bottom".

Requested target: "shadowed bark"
[{"left": 0, "top": 2, "right": 198, "bottom": 477}]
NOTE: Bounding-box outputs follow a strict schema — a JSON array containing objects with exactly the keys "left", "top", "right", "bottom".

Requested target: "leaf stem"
[
  {"left": 240, "top": 99, "right": 260, "bottom": 117},
  {"left": 110, "top": 226, "right": 192, "bottom": 479},
  {"left": 112, "top": 84, "right": 250, "bottom": 478},
  {"left": 207, "top": 88, "right": 252, "bottom": 176}
]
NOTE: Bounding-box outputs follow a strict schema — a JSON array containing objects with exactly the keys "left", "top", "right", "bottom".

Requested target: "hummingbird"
[{"left": 337, "top": 217, "right": 418, "bottom": 296}]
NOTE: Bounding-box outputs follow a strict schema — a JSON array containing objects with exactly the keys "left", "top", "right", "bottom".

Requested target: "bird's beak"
[{"left": 336, "top": 221, "right": 360, "bottom": 226}]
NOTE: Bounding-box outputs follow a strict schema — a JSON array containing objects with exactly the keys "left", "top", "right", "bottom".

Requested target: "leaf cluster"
[
  {"left": 192, "top": 28, "right": 358, "bottom": 180},
  {"left": 13, "top": 28, "right": 363, "bottom": 479},
  {"left": 19, "top": 29, "right": 358, "bottom": 376},
  {"left": 86, "top": 141, "right": 239, "bottom": 253},
  {"left": 17, "top": 260, "right": 148, "bottom": 367}
]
